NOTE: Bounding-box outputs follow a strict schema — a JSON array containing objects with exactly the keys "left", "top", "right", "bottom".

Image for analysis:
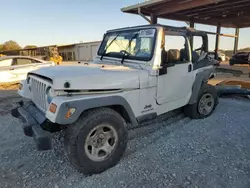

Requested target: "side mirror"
[
  {"left": 159, "top": 62, "right": 175, "bottom": 75},
  {"left": 160, "top": 48, "right": 168, "bottom": 75},
  {"left": 159, "top": 64, "right": 168, "bottom": 75}
]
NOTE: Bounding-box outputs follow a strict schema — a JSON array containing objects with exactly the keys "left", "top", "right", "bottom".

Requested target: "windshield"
[{"left": 98, "top": 28, "right": 157, "bottom": 61}]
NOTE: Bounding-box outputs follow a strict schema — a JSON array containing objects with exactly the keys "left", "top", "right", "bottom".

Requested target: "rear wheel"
[
  {"left": 184, "top": 84, "right": 218, "bottom": 119},
  {"left": 64, "top": 108, "right": 128, "bottom": 175}
]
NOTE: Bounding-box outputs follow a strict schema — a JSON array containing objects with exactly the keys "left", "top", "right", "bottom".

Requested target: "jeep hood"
[{"left": 29, "top": 65, "right": 148, "bottom": 90}]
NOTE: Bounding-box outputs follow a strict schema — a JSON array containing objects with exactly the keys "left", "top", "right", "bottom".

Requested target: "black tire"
[
  {"left": 184, "top": 83, "right": 218, "bottom": 119},
  {"left": 64, "top": 107, "right": 128, "bottom": 175}
]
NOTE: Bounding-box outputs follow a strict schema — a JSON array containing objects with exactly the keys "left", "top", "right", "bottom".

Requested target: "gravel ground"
[{"left": 0, "top": 94, "right": 250, "bottom": 188}]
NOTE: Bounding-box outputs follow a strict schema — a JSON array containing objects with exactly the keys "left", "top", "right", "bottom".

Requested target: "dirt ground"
[
  {"left": 208, "top": 62, "right": 250, "bottom": 86},
  {"left": 1, "top": 90, "right": 250, "bottom": 188},
  {"left": 0, "top": 83, "right": 19, "bottom": 91}
]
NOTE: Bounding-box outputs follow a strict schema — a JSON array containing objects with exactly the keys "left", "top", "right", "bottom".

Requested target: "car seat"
[{"left": 168, "top": 49, "right": 180, "bottom": 63}]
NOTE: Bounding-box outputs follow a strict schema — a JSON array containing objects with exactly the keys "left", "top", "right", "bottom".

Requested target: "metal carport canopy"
[
  {"left": 121, "top": 0, "right": 250, "bottom": 54},
  {"left": 121, "top": 0, "right": 250, "bottom": 28}
]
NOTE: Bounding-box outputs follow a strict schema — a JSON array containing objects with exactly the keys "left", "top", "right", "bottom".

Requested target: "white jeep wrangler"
[{"left": 12, "top": 24, "right": 218, "bottom": 175}]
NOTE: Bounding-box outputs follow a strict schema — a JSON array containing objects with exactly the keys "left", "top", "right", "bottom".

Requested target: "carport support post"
[
  {"left": 215, "top": 24, "right": 221, "bottom": 60},
  {"left": 150, "top": 13, "right": 157, "bottom": 24},
  {"left": 234, "top": 28, "right": 239, "bottom": 54},
  {"left": 190, "top": 21, "right": 194, "bottom": 50}
]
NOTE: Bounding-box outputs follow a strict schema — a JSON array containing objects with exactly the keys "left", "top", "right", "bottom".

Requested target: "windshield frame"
[{"left": 97, "top": 27, "right": 158, "bottom": 62}]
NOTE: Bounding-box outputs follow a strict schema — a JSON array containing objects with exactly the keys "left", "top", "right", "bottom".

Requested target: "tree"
[
  {"left": 24, "top": 45, "right": 37, "bottom": 49},
  {"left": 1, "top": 40, "right": 21, "bottom": 51},
  {"left": 0, "top": 44, "right": 3, "bottom": 52}
]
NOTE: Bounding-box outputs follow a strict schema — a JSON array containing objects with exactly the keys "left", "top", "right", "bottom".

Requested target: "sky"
[{"left": 1, "top": 0, "right": 250, "bottom": 51}]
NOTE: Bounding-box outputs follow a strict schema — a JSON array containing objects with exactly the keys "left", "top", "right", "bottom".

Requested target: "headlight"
[
  {"left": 46, "top": 87, "right": 56, "bottom": 104},
  {"left": 48, "top": 87, "right": 56, "bottom": 97}
]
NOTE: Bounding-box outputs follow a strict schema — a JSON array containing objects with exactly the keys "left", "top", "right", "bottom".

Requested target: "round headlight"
[
  {"left": 46, "top": 87, "right": 56, "bottom": 104},
  {"left": 48, "top": 88, "right": 56, "bottom": 97}
]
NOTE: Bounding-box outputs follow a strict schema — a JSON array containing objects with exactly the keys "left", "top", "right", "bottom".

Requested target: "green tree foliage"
[
  {"left": 0, "top": 44, "right": 3, "bottom": 52},
  {"left": 1, "top": 40, "right": 21, "bottom": 51}
]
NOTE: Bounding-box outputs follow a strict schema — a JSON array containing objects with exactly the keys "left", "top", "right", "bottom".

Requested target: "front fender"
[{"left": 46, "top": 95, "right": 137, "bottom": 126}]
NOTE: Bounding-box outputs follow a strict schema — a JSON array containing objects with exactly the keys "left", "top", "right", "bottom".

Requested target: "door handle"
[
  {"left": 9, "top": 68, "right": 14, "bottom": 70},
  {"left": 188, "top": 64, "right": 192, "bottom": 72}
]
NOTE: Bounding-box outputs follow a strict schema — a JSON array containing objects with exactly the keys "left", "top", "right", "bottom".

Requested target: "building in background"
[
  {"left": 58, "top": 41, "right": 101, "bottom": 61},
  {"left": 0, "top": 45, "right": 57, "bottom": 60},
  {"left": 0, "top": 41, "right": 101, "bottom": 62}
]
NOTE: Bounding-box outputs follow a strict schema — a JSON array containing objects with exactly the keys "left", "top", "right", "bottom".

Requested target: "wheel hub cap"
[
  {"left": 84, "top": 124, "right": 118, "bottom": 162},
  {"left": 198, "top": 93, "right": 215, "bottom": 115}
]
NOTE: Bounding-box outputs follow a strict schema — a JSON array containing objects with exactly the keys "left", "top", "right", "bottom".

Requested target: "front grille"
[{"left": 30, "top": 77, "right": 48, "bottom": 112}]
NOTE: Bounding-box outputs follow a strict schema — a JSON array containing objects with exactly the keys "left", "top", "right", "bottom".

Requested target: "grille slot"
[{"left": 30, "top": 77, "right": 48, "bottom": 112}]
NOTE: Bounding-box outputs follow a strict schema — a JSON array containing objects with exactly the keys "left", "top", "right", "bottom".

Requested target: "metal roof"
[
  {"left": 121, "top": 0, "right": 250, "bottom": 28},
  {"left": 106, "top": 24, "right": 207, "bottom": 36},
  {"left": 58, "top": 41, "right": 101, "bottom": 48}
]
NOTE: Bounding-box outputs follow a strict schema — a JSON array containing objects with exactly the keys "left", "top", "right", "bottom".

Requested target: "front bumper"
[{"left": 11, "top": 101, "right": 52, "bottom": 151}]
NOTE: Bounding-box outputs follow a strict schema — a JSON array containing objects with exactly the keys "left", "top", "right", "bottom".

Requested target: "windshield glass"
[{"left": 98, "top": 28, "right": 157, "bottom": 61}]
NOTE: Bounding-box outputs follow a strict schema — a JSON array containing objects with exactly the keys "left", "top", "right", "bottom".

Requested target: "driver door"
[{"left": 156, "top": 33, "right": 195, "bottom": 105}]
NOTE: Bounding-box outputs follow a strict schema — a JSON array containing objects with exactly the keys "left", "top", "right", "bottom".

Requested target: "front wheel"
[
  {"left": 184, "top": 84, "right": 218, "bottom": 119},
  {"left": 64, "top": 108, "right": 128, "bottom": 175}
]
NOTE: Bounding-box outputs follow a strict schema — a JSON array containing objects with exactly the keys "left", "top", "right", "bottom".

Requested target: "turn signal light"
[
  {"left": 65, "top": 108, "right": 76, "bottom": 119},
  {"left": 49, "top": 103, "right": 57, "bottom": 113}
]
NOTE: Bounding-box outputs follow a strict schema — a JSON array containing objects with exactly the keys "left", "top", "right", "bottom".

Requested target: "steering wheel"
[
  {"left": 194, "top": 47, "right": 202, "bottom": 52},
  {"left": 120, "top": 50, "right": 131, "bottom": 56},
  {"left": 194, "top": 44, "right": 204, "bottom": 52}
]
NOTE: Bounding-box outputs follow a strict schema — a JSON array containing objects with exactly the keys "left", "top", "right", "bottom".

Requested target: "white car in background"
[
  {"left": 218, "top": 52, "right": 226, "bottom": 62},
  {"left": 0, "top": 56, "right": 55, "bottom": 84}
]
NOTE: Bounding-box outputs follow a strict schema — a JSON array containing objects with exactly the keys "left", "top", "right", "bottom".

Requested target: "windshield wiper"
[
  {"left": 120, "top": 33, "right": 138, "bottom": 64},
  {"left": 100, "top": 34, "right": 120, "bottom": 60}
]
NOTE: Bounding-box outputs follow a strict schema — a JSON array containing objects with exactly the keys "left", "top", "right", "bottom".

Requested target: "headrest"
[{"left": 168, "top": 49, "right": 180, "bottom": 62}]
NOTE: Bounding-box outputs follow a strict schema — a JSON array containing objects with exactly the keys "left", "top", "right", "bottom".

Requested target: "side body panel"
[{"left": 188, "top": 66, "right": 215, "bottom": 104}]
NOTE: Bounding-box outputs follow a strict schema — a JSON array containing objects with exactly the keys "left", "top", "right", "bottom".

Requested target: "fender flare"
[
  {"left": 189, "top": 68, "right": 214, "bottom": 104},
  {"left": 55, "top": 96, "right": 138, "bottom": 125}
]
